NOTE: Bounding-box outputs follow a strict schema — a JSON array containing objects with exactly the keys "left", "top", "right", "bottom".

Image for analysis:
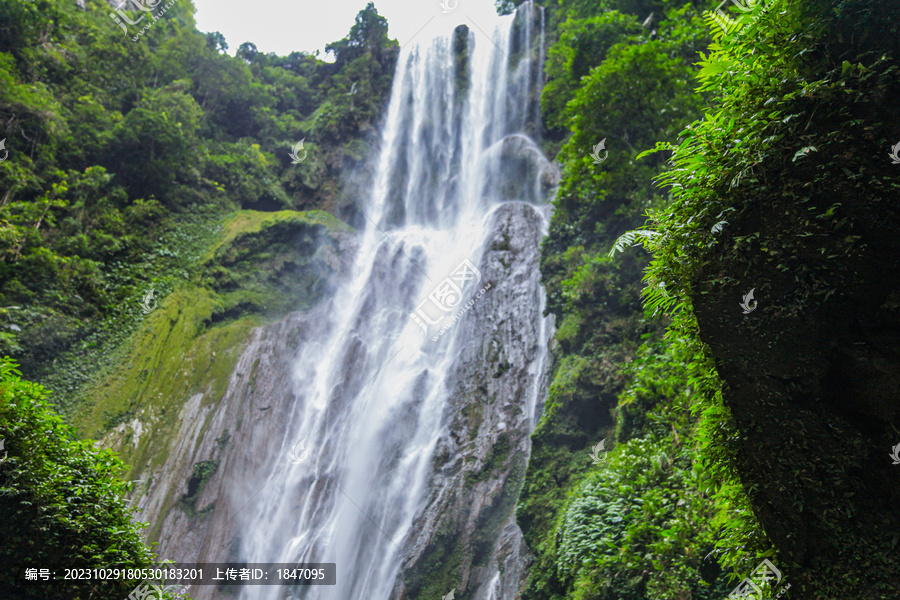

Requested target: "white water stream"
[{"left": 236, "top": 4, "right": 550, "bottom": 598}]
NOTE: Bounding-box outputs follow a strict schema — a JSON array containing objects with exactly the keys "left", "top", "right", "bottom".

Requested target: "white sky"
[{"left": 191, "top": 0, "right": 505, "bottom": 58}]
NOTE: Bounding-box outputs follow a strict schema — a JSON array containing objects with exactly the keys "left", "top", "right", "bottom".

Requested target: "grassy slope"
[{"left": 73, "top": 209, "right": 353, "bottom": 472}]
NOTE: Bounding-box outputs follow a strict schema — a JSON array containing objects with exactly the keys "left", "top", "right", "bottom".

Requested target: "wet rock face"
[
  {"left": 131, "top": 305, "right": 336, "bottom": 600},
  {"left": 133, "top": 201, "right": 550, "bottom": 600},
  {"left": 690, "top": 185, "right": 900, "bottom": 595},
  {"left": 489, "top": 134, "right": 559, "bottom": 204},
  {"left": 398, "top": 201, "right": 550, "bottom": 600}
]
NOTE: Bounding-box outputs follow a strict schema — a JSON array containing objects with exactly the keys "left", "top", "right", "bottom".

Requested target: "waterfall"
[{"left": 232, "top": 4, "right": 553, "bottom": 599}]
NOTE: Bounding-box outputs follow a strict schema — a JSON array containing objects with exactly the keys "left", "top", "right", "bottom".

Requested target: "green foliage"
[
  {"left": 607, "top": 229, "right": 658, "bottom": 257},
  {"left": 540, "top": 3, "right": 708, "bottom": 323},
  {"left": 523, "top": 330, "right": 757, "bottom": 600},
  {"left": 326, "top": 2, "right": 394, "bottom": 67},
  {"left": 555, "top": 431, "right": 729, "bottom": 600},
  {"left": 496, "top": 0, "right": 518, "bottom": 16},
  {"left": 612, "top": 0, "right": 900, "bottom": 596},
  {"left": 0, "top": 358, "right": 183, "bottom": 599},
  {"left": 178, "top": 460, "right": 218, "bottom": 517},
  {"left": 0, "top": 0, "right": 397, "bottom": 403},
  {"left": 541, "top": 11, "right": 643, "bottom": 131},
  {"left": 519, "top": 1, "right": 788, "bottom": 599},
  {"left": 105, "top": 83, "right": 204, "bottom": 200}
]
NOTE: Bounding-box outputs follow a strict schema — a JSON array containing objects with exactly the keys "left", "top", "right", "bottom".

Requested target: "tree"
[
  {"left": 0, "top": 358, "right": 177, "bottom": 599},
  {"left": 104, "top": 84, "right": 204, "bottom": 201},
  {"left": 204, "top": 31, "right": 228, "bottom": 53},
  {"left": 237, "top": 41, "right": 259, "bottom": 63},
  {"left": 325, "top": 2, "right": 392, "bottom": 68}
]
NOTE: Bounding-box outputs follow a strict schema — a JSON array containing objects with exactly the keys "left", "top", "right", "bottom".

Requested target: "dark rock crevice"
[{"left": 690, "top": 150, "right": 900, "bottom": 597}]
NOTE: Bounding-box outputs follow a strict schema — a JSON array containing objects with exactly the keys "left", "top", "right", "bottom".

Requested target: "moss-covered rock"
[
  {"left": 637, "top": 0, "right": 900, "bottom": 596},
  {"left": 74, "top": 209, "right": 354, "bottom": 475}
]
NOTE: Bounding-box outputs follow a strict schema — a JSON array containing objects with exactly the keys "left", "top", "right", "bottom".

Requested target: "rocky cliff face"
[
  {"left": 396, "top": 201, "right": 552, "bottom": 600},
  {"left": 692, "top": 200, "right": 900, "bottom": 596},
  {"left": 117, "top": 201, "right": 551, "bottom": 600},
  {"left": 688, "top": 12, "right": 900, "bottom": 589}
]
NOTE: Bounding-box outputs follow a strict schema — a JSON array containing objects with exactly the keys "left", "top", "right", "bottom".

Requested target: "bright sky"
[{"left": 191, "top": 0, "right": 505, "bottom": 58}]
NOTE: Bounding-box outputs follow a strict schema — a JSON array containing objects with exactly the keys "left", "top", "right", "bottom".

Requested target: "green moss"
[
  {"left": 215, "top": 429, "right": 231, "bottom": 449},
  {"left": 69, "top": 208, "right": 352, "bottom": 547},
  {"left": 247, "top": 358, "right": 261, "bottom": 392},
  {"left": 178, "top": 460, "right": 219, "bottom": 517},
  {"left": 403, "top": 525, "right": 466, "bottom": 600},
  {"left": 75, "top": 208, "right": 350, "bottom": 447},
  {"left": 462, "top": 402, "right": 483, "bottom": 441},
  {"left": 407, "top": 454, "right": 526, "bottom": 599},
  {"left": 472, "top": 456, "right": 525, "bottom": 567},
  {"left": 200, "top": 209, "right": 353, "bottom": 320},
  {"left": 490, "top": 434, "right": 511, "bottom": 466},
  {"left": 202, "top": 209, "right": 352, "bottom": 263},
  {"left": 491, "top": 232, "right": 511, "bottom": 252},
  {"left": 71, "top": 285, "right": 262, "bottom": 451},
  {"left": 492, "top": 361, "right": 511, "bottom": 378},
  {"left": 469, "top": 433, "right": 512, "bottom": 486}
]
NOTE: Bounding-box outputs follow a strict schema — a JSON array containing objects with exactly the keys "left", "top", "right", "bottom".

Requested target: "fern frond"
[{"left": 608, "top": 230, "right": 658, "bottom": 258}]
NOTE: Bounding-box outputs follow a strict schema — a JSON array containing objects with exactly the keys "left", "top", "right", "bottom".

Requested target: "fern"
[{"left": 608, "top": 230, "right": 658, "bottom": 258}]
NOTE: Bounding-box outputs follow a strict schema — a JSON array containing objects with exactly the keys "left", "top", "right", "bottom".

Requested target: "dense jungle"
[{"left": 0, "top": 0, "right": 897, "bottom": 599}]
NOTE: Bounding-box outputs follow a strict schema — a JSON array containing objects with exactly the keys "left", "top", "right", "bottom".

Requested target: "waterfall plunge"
[{"left": 235, "top": 4, "right": 553, "bottom": 599}]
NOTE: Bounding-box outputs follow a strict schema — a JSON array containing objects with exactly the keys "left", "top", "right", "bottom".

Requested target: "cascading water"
[{"left": 232, "top": 4, "right": 554, "bottom": 599}]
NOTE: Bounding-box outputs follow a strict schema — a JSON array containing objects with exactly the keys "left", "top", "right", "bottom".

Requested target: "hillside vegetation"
[
  {"left": 523, "top": 0, "right": 900, "bottom": 598},
  {"left": 0, "top": 0, "right": 395, "bottom": 409},
  {"left": 0, "top": 0, "right": 897, "bottom": 599}
]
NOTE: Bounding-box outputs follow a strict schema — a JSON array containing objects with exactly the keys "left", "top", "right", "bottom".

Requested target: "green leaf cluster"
[
  {"left": 0, "top": 357, "right": 184, "bottom": 599},
  {"left": 0, "top": 0, "right": 396, "bottom": 400},
  {"left": 617, "top": 0, "right": 900, "bottom": 595},
  {"left": 519, "top": 2, "right": 744, "bottom": 600}
]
